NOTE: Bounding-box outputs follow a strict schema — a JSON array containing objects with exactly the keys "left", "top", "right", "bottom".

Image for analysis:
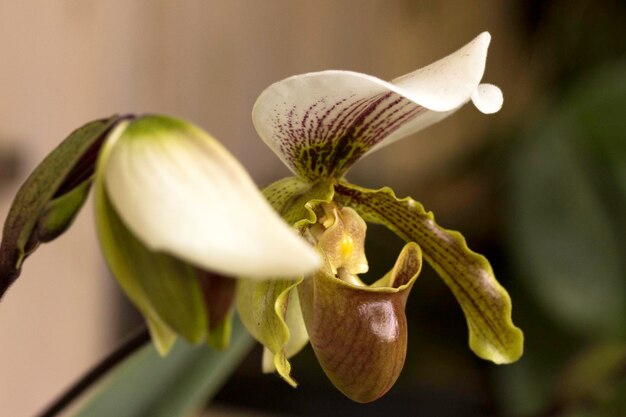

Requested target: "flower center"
[{"left": 307, "top": 202, "right": 369, "bottom": 286}]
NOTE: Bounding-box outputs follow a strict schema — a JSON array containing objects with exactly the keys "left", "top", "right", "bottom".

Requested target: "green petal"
[
  {"left": 206, "top": 310, "right": 234, "bottom": 351},
  {"left": 261, "top": 286, "right": 309, "bottom": 374},
  {"left": 262, "top": 176, "right": 335, "bottom": 228},
  {"left": 95, "top": 134, "right": 207, "bottom": 352},
  {"left": 298, "top": 243, "right": 422, "bottom": 403},
  {"left": 145, "top": 317, "right": 177, "bottom": 355},
  {"left": 236, "top": 277, "right": 305, "bottom": 386},
  {"left": 236, "top": 177, "right": 334, "bottom": 385},
  {"left": 334, "top": 181, "right": 523, "bottom": 364},
  {"left": 0, "top": 115, "right": 121, "bottom": 298}
]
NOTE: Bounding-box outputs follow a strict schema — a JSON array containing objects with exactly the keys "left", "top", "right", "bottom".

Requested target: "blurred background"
[{"left": 1, "top": 1, "right": 624, "bottom": 416}]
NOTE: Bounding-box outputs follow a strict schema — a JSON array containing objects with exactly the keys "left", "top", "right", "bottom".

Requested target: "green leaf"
[
  {"left": 73, "top": 315, "right": 254, "bottom": 417},
  {"left": 95, "top": 132, "right": 207, "bottom": 350},
  {"left": 0, "top": 116, "right": 121, "bottom": 297},
  {"left": 334, "top": 181, "right": 524, "bottom": 364},
  {"left": 236, "top": 176, "right": 334, "bottom": 385}
]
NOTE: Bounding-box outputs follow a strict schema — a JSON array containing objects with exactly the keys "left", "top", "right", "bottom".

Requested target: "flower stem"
[
  {"left": 36, "top": 326, "right": 150, "bottom": 417},
  {"left": 0, "top": 263, "right": 19, "bottom": 301}
]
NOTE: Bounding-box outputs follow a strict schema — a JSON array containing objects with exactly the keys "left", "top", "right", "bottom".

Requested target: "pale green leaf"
[{"left": 73, "top": 316, "right": 254, "bottom": 417}]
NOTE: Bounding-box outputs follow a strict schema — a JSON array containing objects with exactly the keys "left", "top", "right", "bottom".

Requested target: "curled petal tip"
[
  {"left": 477, "top": 31, "right": 492, "bottom": 45},
  {"left": 472, "top": 83, "right": 503, "bottom": 114},
  {"left": 391, "top": 30, "right": 493, "bottom": 112}
]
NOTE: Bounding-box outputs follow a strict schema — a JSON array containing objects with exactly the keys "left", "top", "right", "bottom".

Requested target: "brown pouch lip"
[{"left": 298, "top": 242, "right": 422, "bottom": 403}]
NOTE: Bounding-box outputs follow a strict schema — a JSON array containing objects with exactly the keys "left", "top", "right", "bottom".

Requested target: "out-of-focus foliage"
[
  {"left": 502, "top": 65, "right": 626, "bottom": 416},
  {"left": 495, "top": 1, "right": 626, "bottom": 414},
  {"left": 74, "top": 316, "right": 253, "bottom": 417},
  {"left": 510, "top": 64, "right": 626, "bottom": 339}
]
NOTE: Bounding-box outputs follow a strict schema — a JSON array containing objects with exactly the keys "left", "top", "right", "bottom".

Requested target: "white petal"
[
  {"left": 391, "top": 31, "right": 492, "bottom": 111},
  {"left": 102, "top": 116, "right": 321, "bottom": 279},
  {"left": 471, "top": 83, "right": 504, "bottom": 114},
  {"left": 252, "top": 32, "right": 500, "bottom": 180}
]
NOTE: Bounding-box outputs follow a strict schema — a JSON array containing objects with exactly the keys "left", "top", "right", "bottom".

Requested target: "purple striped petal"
[{"left": 253, "top": 32, "right": 501, "bottom": 181}]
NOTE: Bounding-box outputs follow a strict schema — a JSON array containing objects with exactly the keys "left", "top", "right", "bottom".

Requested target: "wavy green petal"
[
  {"left": 261, "top": 286, "right": 309, "bottom": 374},
  {"left": 95, "top": 133, "right": 207, "bottom": 353},
  {"left": 334, "top": 181, "right": 523, "bottom": 364},
  {"left": 236, "top": 278, "right": 304, "bottom": 386},
  {"left": 236, "top": 177, "right": 334, "bottom": 385},
  {"left": 298, "top": 243, "right": 421, "bottom": 402},
  {"left": 262, "top": 176, "right": 335, "bottom": 228}
]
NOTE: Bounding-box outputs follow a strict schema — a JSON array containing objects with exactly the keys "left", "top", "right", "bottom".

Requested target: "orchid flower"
[
  {"left": 0, "top": 31, "right": 522, "bottom": 405},
  {"left": 236, "top": 31, "right": 522, "bottom": 402}
]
